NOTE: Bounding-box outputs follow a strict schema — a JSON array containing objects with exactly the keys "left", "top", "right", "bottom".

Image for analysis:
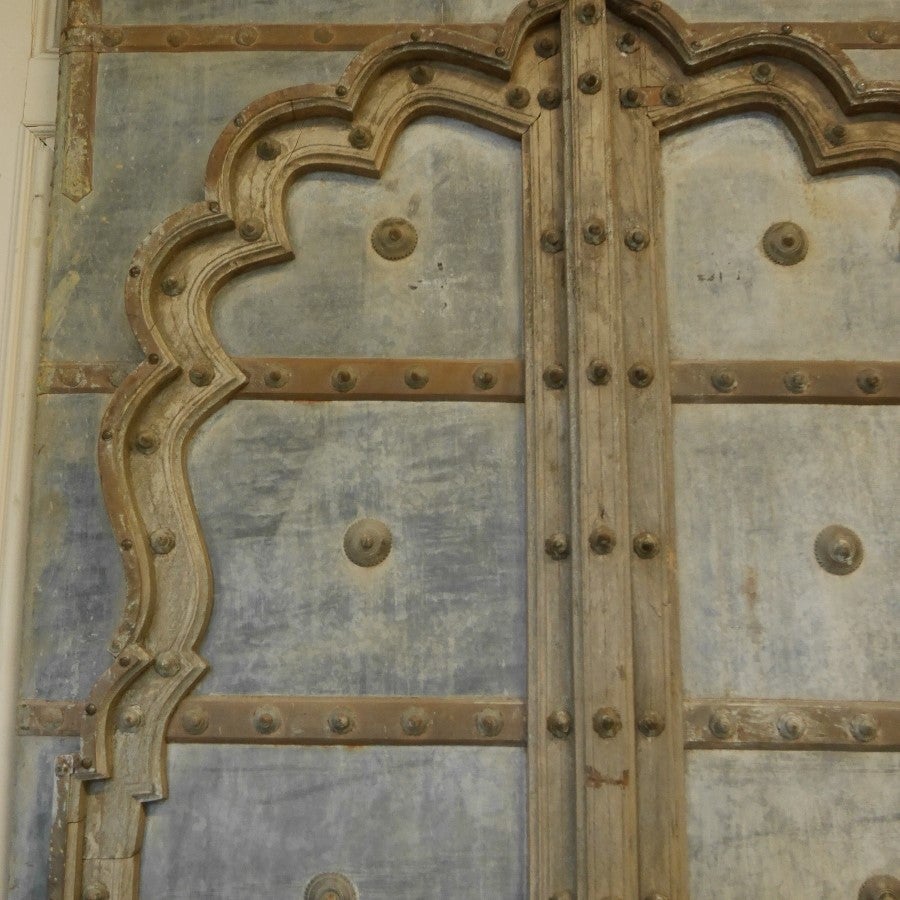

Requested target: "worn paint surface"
[
  {"left": 43, "top": 51, "right": 355, "bottom": 364},
  {"left": 675, "top": 405, "right": 899, "bottom": 700},
  {"left": 687, "top": 751, "right": 900, "bottom": 899},
  {"left": 141, "top": 744, "right": 526, "bottom": 898},
  {"left": 847, "top": 50, "right": 900, "bottom": 83},
  {"left": 214, "top": 118, "right": 523, "bottom": 359},
  {"left": 188, "top": 401, "right": 526, "bottom": 696},
  {"left": 663, "top": 113, "right": 900, "bottom": 360},
  {"left": 19, "top": 395, "right": 122, "bottom": 699},
  {"left": 666, "top": 0, "right": 900, "bottom": 21}
]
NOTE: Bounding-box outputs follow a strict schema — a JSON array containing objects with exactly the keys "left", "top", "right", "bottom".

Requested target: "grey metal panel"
[
  {"left": 6, "top": 737, "right": 78, "bottom": 900},
  {"left": 667, "top": 0, "right": 900, "bottom": 21},
  {"left": 103, "top": 0, "right": 521, "bottom": 25},
  {"left": 42, "top": 51, "right": 355, "bottom": 365},
  {"left": 213, "top": 118, "right": 523, "bottom": 359},
  {"left": 662, "top": 113, "right": 900, "bottom": 360},
  {"left": 687, "top": 751, "right": 900, "bottom": 900},
  {"left": 847, "top": 50, "right": 900, "bottom": 83},
  {"left": 19, "top": 395, "right": 121, "bottom": 700},
  {"left": 141, "top": 744, "right": 527, "bottom": 899},
  {"left": 189, "top": 401, "right": 526, "bottom": 696},
  {"left": 674, "top": 405, "right": 899, "bottom": 700}
]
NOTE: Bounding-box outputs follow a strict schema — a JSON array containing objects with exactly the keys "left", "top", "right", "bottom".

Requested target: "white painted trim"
[{"left": 0, "top": 0, "right": 59, "bottom": 893}]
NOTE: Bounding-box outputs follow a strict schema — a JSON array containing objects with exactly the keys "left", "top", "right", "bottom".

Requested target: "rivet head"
[
  {"left": 304, "top": 872, "right": 358, "bottom": 900},
  {"left": 348, "top": 125, "right": 373, "bottom": 149},
  {"left": 129, "top": 265, "right": 141, "bottom": 277},
  {"left": 578, "top": 71, "right": 602, "bottom": 94},
  {"left": 253, "top": 706, "right": 281, "bottom": 735},
  {"left": 256, "top": 138, "right": 281, "bottom": 160},
  {"left": 83, "top": 883, "right": 110, "bottom": 900},
  {"left": 541, "top": 229, "right": 564, "bottom": 253},
  {"left": 628, "top": 363, "right": 654, "bottom": 388},
  {"left": 781, "top": 24, "right": 793, "bottom": 35},
  {"left": 633, "top": 531, "right": 660, "bottom": 559},
  {"left": 371, "top": 217, "right": 418, "bottom": 260},
  {"left": 401, "top": 706, "right": 428, "bottom": 736},
  {"left": 783, "top": 370, "right": 810, "bottom": 394},
  {"left": 751, "top": 61, "right": 775, "bottom": 84},
  {"left": 344, "top": 518, "right": 392, "bottom": 567},
  {"left": 120, "top": 538, "right": 133, "bottom": 551},
  {"left": 160, "top": 273, "right": 184, "bottom": 296},
  {"left": 235, "top": 26, "right": 258, "bottom": 46},
  {"left": 147, "top": 353, "right": 160, "bottom": 365},
  {"left": 868, "top": 27, "right": 887, "bottom": 44},
  {"left": 592, "top": 706, "right": 622, "bottom": 738},
  {"left": 232, "top": 113, "right": 245, "bottom": 127},
  {"left": 777, "top": 712, "right": 806, "bottom": 741},
  {"left": 577, "top": 2, "right": 598, "bottom": 24},
  {"left": 101, "top": 428, "right": 114, "bottom": 441},
  {"left": 625, "top": 228, "right": 649, "bottom": 251},
  {"left": 181, "top": 707, "right": 209, "bottom": 735},
  {"left": 335, "top": 84, "right": 348, "bottom": 97},
  {"left": 150, "top": 529, "right": 176, "bottom": 555},
  {"left": 815, "top": 524, "right": 864, "bottom": 575},
  {"left": 660, "top": 83, "right": 684, "bottom": 106},
  {"left": 313, "top": 26, "right": 333, "bottom": 44},
  {"left": 134, "top": 431, "right": 158, "bottom": 454},
  {"left": 534, "top": 35, "right": 559, "bottom": 58},
  {"left": 506, "top": 85, "right": 531, "bottom": 109},
  {"left": 537, "top": 87, "right": 562, "bottom": 110},
  {"left": 583, "top": 219, "right": 607, "bottom": 245},
  {"left": 331, "top": 367, "right": 358, "bottom": 393},
  {"left": 858, "top": 875, "right": 900, "bottom": 900},
  {"left": 238, "top": 218, "right": 264, "bottom": 242},
  {"left": 857, "top": 369, "right": 883, "bottom": 394},
  {"left": 119, "top": 705, "right": 143, "bottom": 731},
  {"left": 711, "top": 369, "right": 738, "bottom": 393},
  {"left": 404, "top": 366, "right": 429, "bottom": 389},
  {"left": 543, "top": 364, "right": 567, "bottom": 390},
  {"left": 617, "top": 31, "right": 638, "bottom": 53},
  {"left": 638, "top": 711, "right": 665, "bottom": 737},
  {"left": 85, "top": 703, "right": 97, "bottom": 716},
  {"left": 328, "top": 708, "right": 355, "bottom": 735},
  {"left": 762, "top": 220, "right": 808, "bottom": 265},
  {"left": 154, "top": 651, "right": 182, "bottom": 678},
  {"left": 494, "top": 45, "right": 506, "bottom": 57},
  {"left": 825, "top": 122, "right": 848, "bottom": 146},
  {"left": 117, "top": 654, "right": 131, "bottom": 667},
  {"left": 545, "top": 532, "right": 571, "bottom": 561},
  {"left": 547, "top": 708, "right": 573, "bottom": 738},
  {"left": 587, "top": 360, "right": 611, "bottom": 385},
  {"left": 708, "top": 709, "right": 735, "bottom": 739},
  {"left": 473, "top": 366, "right": 497, "bottom": 391},
  {"left": 80, "top": 756, "right": 94, "bottom": 769},
  {"left": 621, "top": 86, "right": 643, "bottom": 108},
  {"left": 410, "top": 30, "right": 422, "bottom": 41},
  {"left": 101, "top": 28, "right": 123, "bottom": 48},
  {"left": 264, "top": 368, "right": 288, "bottom": 388},
  {"left": 189, "top": 366, "right": 214, "bottom": 386},
  {"left": 849, "top": 713, "right": 879, "bottom": 743},
  {"left": 166, "top": 29, "right": 187, "bottom": 48},
  {"left": 475, "top": 707, "right": 504, "bottom": 737},
  {"left": 409, "top": 64, "right": 433, "bottom": 85},
  {"left": 589, "top": 527, "right": 616, "bottom": 555}
]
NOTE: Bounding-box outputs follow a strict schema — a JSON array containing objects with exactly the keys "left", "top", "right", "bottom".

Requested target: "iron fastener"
[
  {"left": 625, "top": 228, "right": 649, "bottom": 251},
  {"left": 101, "top": 429, "right": 114, "bottom": 441},
  {"left": 181, "top": 707, "right": 209, "bottom": 735},
  {"left": 543, "top": 364, "right": 567, "bottom": 390},
  {"left": 507, "top": 86, "right": 531, "bottom": 108},
  {"left": 617, "top": 31, "right": 638, "bottom": 53},
  {"left": 335, "top": 84, "right": 348, "bottom": 97},
  {"left": 621, "top": 86, "right": 644, "bottom": 108},
  {"left": 264, "top": 368, "right": 288, "bottom": 388},
  {"left": 857, "top": 369, "right": 883, "bottom": 394},
  {"left": 129, "top": 265, "right": 141, "bottom": 277},
  {"left": 541, "top": 229, "right": 564, "bottom": 253},
  {"left": 238, "top": 218, "right": 264, "bottom": 242},
  {"left": 331, "top": 367, "right": 358, "bottom": 392},
  {"left": 587, "top": 360, "right": 611, "bottom": 385},
  {"left": 584, "top": 219, "right": 607, "bottom": 245},
  {"left": 256, "top": 138, "right": 281, "bottom": 160},
  {"left": 404, "top": 366, "right": 429, "bottom": 389},
  {"left": 783, "top": 370, "right": 810, "bottom": 394},
  {"left": 633, "top": 531, "right": 660, "bottom": 559},
  {"left": 777, "top": 712, "right": 806, "bottom": 740},
  {"left": 708, "top": 709, "right": 735, "bottom": 739},
  {"left": 475, "top": 707, "right": 504, "bottom": 737},
  {"left": 150, "top": 529, "right": 176, "bottom": 555},
  {"left": 118, "top": 705, "right": 143, "bottom": 730},
  {"left": 545, "top": 532, "right": 571, "bottom": 561},
  {"left": 577, "top": 2, "right": 599, "bottom": 25},
  {"left": 711, "top": 369, "right": 738, "bottom": 393},
  {"left": 234, "top": 26, "right": 258, "bottom": 46},
  {"left": 232, "top": 113, "right": 245, "bottom": 127},
  {"left": 815, "top": 524, "right": 863, "bottom": 575},
  {"left": 660, "top": 83, "right": 684, "bottom": 106},
  {"left": 154, "top": 652, "right": 182, "bottom": 677},
  {"left": 751, "top": 61, "right": 775, "bottom": 84},
  {"left": 638, "top": 711, "right": 665, "bottom": 737},
  {"left": 80, "top": 756, "right": 94, "bottom": 769},
  {"left": 409, "top": 64, "right": 433, "bottom": 85},
  {"left": 189, "top": 366, "right": 213, "bottom": 386},
  {"left": 781, "top": 24, "right": 793, "bottom": 35},
  {"left": 592, "top": 707, "right": 622, "bottom": 738},
  {"left": 120, "top": 538, "right": 133, "bottom": 551},
  {"left": 534, "top": 34, "right": 559, "bottom": 58},
  {"left": 160, "top": 274, "right": 184, "bottom": 296},
  {"left": 578, "top": 71, "right": 602, "bottom": 95},
  {"left": 253, "top": 707, "right": 281, "bottom": 735},
  {"left": 849, "top": 713, "right": 879, "bottom": 743},
  {"left": 538, "top": 87, "right": 562, "bottom": 110},
  {"left": 85, "top": 703, "right": 97, "bottom": 716},
  {"left": 762, "top": 220, "right": 808, "bottom": 265},
  {"left": 825, "top": 122, "right": 848, "bottom": 146},
  {"left": 547, "top": 708, "right": 573, "bottom": 738},
  {"left": 628, "top": 363, "right": 654, "bottom": 388},
  {"left": 589, "top": 527, "right": 616, "bottom": 555},
  {"left": 328, "top": 708, "right": 355, "bottom": 735},
  {"left": 134, "top": 431, "right": 158, "bottom": 454},
  {"left": 401, "top": 706, "right": 429, "bottom": 736},
  {"left": 344, "top": 519, "right": 392, "bottom": 568},
  {"left": 473, "top": 366, "right": 497, "bottom": 390},
  {"left": 868, "top": 27, "right": 888, "bottom": 44},
  {"left": 348, "top": 125, "right": 373, "bottom": 149}
]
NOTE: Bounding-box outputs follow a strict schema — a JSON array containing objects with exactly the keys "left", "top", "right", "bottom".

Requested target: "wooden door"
[{"left": 7, "top": 1, "right": 898, "bottom": 898}]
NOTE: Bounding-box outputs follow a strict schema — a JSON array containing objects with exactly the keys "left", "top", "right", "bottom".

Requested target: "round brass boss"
[{"left": 371, "top": 217, "right": 418, "bottom": 260}]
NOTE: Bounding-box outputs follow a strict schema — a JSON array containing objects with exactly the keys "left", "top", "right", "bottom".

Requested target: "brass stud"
[
  {"left": 776, "top": 712, "right": 805, "bottom": 740},
  {"left": 181, "top": 707, "right": 209, "bottom": 735},
  {"left": 815, "top": 524, "right": 864, "bottom": 575},
  {"left": 409, "top": 64, "right": 433, "bottom": 85},
  {"left": 537, "top": 87, "right": 562, "bottom": 110},
  {"left": 256, "top": 138, "right": 281, "bottom": 160},
  {"left": 540, "top": 229, "right": 564, "bottom": 253},
  {"left": 404, "top": 366, "right": 429, "bottom": 390},
  {"left": 328, "top": 708, "right": 355, "bottom": 735},
  {"left": 751, "top": 61, "right": 775, "bottom": 84},
  {"left": 857, "top": 369, "right": 883, "bottom": 394},
  {"left": 592, "top": 707, "right": 622, "bottom": 738},
  {"left": 589, "top": 527, "right": 616, "bottom": 555},
  {"left": 577, "top": 2, "right": 599, "bottom": 25},
  {"left": 543, "top": 364, "right": 567, "bottom": 390},
  {"left": 410, "top": 30, "right": 422, "bottom": 41},
  {"left": 577, "top": 71, "right": 602, "bottom": 94},
  {"left": 101, "top": 428, "right": 114, "bottom": 441},
  {"left": 253, "top": 707, "right": 281, "bottom": 735},
  {"left": 545, "top": 532, "right": 571, "bottom": 561},
  {"left": 129, "top": 265, "right": 141, "bottom": 277},
  {"left": 621, "top": 86, "right": 643, "bottom": 108},
  {"left": 117, "top": 655, "right": 131, "bottom": 667},
  {"left": 625, "top": 228, "right": 649, "bottom": 251},
  {"left": 239, "top": 218, "right": 264, "bottom": 242},
  {"left": 150, "top": 529, "right": 176, "bottom": 555},
  {"left": 494, "top": 46, "right": 506, "bottom": 57},
  {"left": 343, "top": 518, "right": 392, "bottom": 568},
  {"left": 232, "top": 113, "right": 245, "bottom": 127},
  {"left": 235, "top": 26, "right": 258, "bottom": 46},
  {"left": 584, "top": 219, "right": 607, "bottom": 245},
  {"left": 781, "top": 23, "right": 793, "bottom": 35},
  {"left": 134, "top": 431, "right": 158, "bottom": 454},
  {"left": 617, "top": 31, "right": 638, "bottom": 53},
  {"left": 506, "top": 85, "right": 531, "bottom": 108},
  {"left": 475, "top": 707, "right": 504, "bottom": 737},
  {"left": 849, "top": 713, "right": 878, "bottom": 743},
  {"left": 401, "top": 706, "right": 428, "bottom": 736},
  {"left": 335, "top": 85, "right": 348, "bottom": 97},
  {"left": 633, "top": 531, "right": 660, "bottom": 559},
  {"left": 304, "top": 872, "right": 358, "bottom": 900},
  {"left": 858, "top": 875, "right": 900, "bottom": 900},
  {"left": 587, "top": 360, "right": 611, "bottom": 385},
  {"left": 147, "top": 353, "right": 160, "bottom": 365},
  {"left": 120, "top": 538, "right": 133, "bottom": 551},
  {"left": 83, "top": 883, "right": 110, "bottom": 900},
  {"left": 85, "top": 703, "right": 97, "bottom": 716},
  {"left": 660, "top": 83, "right": 684, "bottom": 106},
  {"left": 638, "top": 711, "right": 665, "bottom": 737},
  {"left": 867, "top": 27, "right": 887, "bottom": 44},
  {"left": 473, "top": 366, "right": 497, "bottom": 390},
  {"left": 547, "top": 708, "right": 573, "bottom": 738},
  {"left": 628, "top": 363, "right": 654, "bottom": 388},
  {"left": 534, "top": 35, "right": 559, "bottom": 58},
  {"left": 80, "top": 756, "right": 94, "bottom": 769},
  {"left": 160, "top": 274, "right": 183, "bottom": 296},
  {"left": 708, "top": 709, "right": 734, "bottom": 739},
  {"left": 763, "top": 220, "right": 808, "bottom": 266},
  {"left": 371, "top": 217, "right": 418, "bottom": 260},
  {"left": 154, "top": 652, "right": 181, "bottom": 677},
  {"left": 119, "top": 705, "right": 143, "bottom": 730},
  {"left": 711, "top": 369, "right": 738, "bottom": 393},
  {"left": 825, "top": 122, "right": 848, "bottom": 146},
  {"left": 264, "top": 368, "right": 288, "bottom": 388},
  {"left": 331, "top": 367, "right": 358, "bottom": 392},
  {"left": 348, "top": 126, "right": 373, "bottom": 149},
  {"left": 783, "top": 370, "right": 810, "bottom": 394},
  {"left": 189, "top": 366, "right": 213, "bottom": 386}
]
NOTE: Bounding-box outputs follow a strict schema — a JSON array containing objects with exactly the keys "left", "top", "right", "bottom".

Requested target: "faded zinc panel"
[
  {"left": 663, "top": 114, "right": 900, "bottom": 361},
  {"left": 213, "top": 117, "right": 523, "bottom": 360},
  {"left": 687, "top": 751, "right": 900, "bottom": 899},
  {"left": 674, "top": 405, "right": 899, "bottom": 701},
  {"left": 141, "top": 745, "right": 527, "bottom": 899},
  {"left": 189, "top": 402, "right": 526, "bottom": 696}
]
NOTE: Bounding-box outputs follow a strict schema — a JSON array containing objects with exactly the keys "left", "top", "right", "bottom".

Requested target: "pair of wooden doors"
[{"left": 8, "top": 0, "right": 898, "bottom": 897}]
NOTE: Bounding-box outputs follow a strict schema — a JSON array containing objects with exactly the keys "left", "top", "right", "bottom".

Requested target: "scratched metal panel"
[
  {"left": 213, "top": 118, "right": 523, "bottom": 359},
  {"left": 188, "top": 401, "right": 526, "bottom": 696},
  {"left": 141, "top": 745, "right": 526, "bottom": 898},
  {"left": 687, "top": 751, "right": 900, "bottom": 899},
  {"left": 103, "top": 0, "right": 521, "bottom": 25},
  {"left": 847, "top": 50, "right": 900, "bottom": 83},
  {"left": 674, "top": 405, "right": 899, "bottom": 701},
  {"left": 6, "top": 737, "right": 78, "bottom": 899},
  {"left": 667, "top": 0, "right": 900, "bottom": 20},
  {"left": 43, "top": 51, "right": 355, "bottom": 365},
  {"left": 663, "top": 113, "right": 900, "bottom": 360},
  {"left": 18, "top": 395, "right": 121, "bottom": 700}
]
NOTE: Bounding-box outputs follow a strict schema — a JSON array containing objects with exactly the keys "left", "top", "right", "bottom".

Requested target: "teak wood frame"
[{"left": 44, "top": 1, "right": 899, "bottom": 898}]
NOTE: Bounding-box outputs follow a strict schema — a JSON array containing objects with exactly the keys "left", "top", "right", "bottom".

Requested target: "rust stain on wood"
[{"left": 585, "top": 766, "right": 631, "bottom": 789}]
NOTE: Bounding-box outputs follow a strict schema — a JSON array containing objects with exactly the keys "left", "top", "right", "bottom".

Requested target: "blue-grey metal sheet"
[
  {"left": 19, "top": 395, "right": 121, "bottom": 700},
  {"left": 141, "top": 744, "right": 527, "bottom": 899},
  {"left": 675, "top": 405, "right": 899, "bottom": 701},
  {"left": 189, "top": 401, "right": 526, "bottom": 696},
  {"left": 687, "top": 751, "right": 900, "bottom": 899},
  {"left": 43, "top": 51, "right": 355, "bottom": 364},
  {"left": 213, "top": 117, "right": 523, "bottom": 360}
]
